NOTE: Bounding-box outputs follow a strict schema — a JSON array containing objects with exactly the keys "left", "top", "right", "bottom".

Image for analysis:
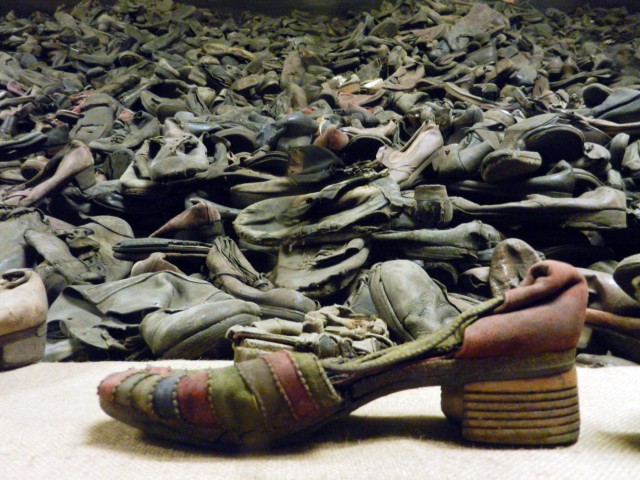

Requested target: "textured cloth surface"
[{"left": 1, "top": 362, "right": 639, "bottom": 480}]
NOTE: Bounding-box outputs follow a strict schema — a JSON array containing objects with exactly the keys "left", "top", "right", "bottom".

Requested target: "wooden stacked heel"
[{"left": 441, "top": 367, "right": 580, "bottom": 446}]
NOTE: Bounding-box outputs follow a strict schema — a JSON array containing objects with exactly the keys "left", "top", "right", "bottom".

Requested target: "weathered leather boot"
[{"left": 206, "top": 236, "right": 318, "bottom": 321}]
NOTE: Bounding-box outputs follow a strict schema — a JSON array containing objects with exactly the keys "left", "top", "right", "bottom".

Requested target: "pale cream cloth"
[{"left": 1, "top": 362, "right": 639, "bottom": 480}]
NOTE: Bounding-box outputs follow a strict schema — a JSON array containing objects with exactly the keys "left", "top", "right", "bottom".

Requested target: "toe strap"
[
  {"left": 99, "top": 351, "right": 343, "bottom": 448},
  {"left": 236, "top": 350, "right": 343, "bottom": 425}
]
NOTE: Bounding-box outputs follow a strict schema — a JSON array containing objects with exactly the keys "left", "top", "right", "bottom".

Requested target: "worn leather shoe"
[
  {"left": 98, "top": 260, "right": 587, "bottom": 449},
  {"left": 0, "top": 269, "right": 48, "bottom": 369}
]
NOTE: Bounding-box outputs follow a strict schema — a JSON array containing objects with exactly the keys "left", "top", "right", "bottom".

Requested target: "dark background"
[{"left": 0, "top": 0, "right": 637, "bottom": 16}]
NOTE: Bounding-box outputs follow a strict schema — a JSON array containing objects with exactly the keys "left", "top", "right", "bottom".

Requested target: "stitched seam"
[
  {"left": 105, "top": 369, "right": 138, "bottom": 404},
  {"left": 287, "top": 352, "right": 320, "bottom": 412},
  {"left": 234, "top": 363, "right": 269, "bottom": 428},
  {"left": 173, "top": 374, "right": 188, "bottom": 421},
  {"left": 122, "top": 372, "right": 151, "bottom": 408},
  {"left": 146, "top": 374, "right": 167, "bottom": 419},
  {"left": 264, "top": 356, "right": 299, "bottom": 421},
  {"left": 311, "top": 355, "right": 342, "bottom": 402}
]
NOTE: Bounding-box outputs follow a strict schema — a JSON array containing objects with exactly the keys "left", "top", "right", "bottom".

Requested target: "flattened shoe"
[
  {"left": 270, "top": 238, "right": 370, "bottom": 300},
  {"left": 451, "top": 186, "right": 627, "bottom": 231},
  {"left": 233, "top": 172, "right": 411, "bottom": 246},
  {"left": 140, "top": 300, "right": 261, "bottom": 360},
  {"left": 371, "top": 220, "right": 502, "bottom": 264},
  {"left": 376, "top": 121, "right": 443, "bottom": 188},
  {"left": 206, "top": 236, "right": 318, "bottom": 321},
  {"left": 99, "top": 260, "right": 587, "bottom": 449}
]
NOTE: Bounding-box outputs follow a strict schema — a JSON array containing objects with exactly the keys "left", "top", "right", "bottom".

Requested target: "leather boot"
[{"left": 206, "top": 236, "right": 318, "bottom": 321}]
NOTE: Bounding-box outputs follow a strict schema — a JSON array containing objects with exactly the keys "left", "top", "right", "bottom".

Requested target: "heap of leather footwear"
[
  {"left": 234, "top": 172, "right": 412, "bottom": 246},
  {"left": 0, "top": 0, "right": 639, "bottom": 407}
]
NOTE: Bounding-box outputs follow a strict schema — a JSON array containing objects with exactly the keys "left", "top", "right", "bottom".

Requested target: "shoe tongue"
[{"left": 287, "top": 146, "right": 344, "bottom": 183}]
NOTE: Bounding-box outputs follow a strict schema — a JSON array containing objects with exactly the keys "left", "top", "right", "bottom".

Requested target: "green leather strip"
[
  {"left": 113, "top": 372, "right": 149, "bottom": 408},
  {"left": 207, "top": 363, "right": 263, "bottom": 434},
  {"left": 235, "top": 356, "right": 294, "bottom": 430},
  {"left": 288, "top": 352, "right": 343, "bottom": 411},
  {"left": 130, "top": 374, "right": 165, "bottom": 420}
]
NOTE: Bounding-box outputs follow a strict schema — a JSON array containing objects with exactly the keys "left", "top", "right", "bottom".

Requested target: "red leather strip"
[
  {"left": 97, "top": 368, "right": 139, "bottom": 404},
  {"left": 176, "top": 371, "right": 220, "bottom": 427},
  {"left": 146, "top": 366, "right": 172, "bottom": 375},
  {"left": 264, "top": 351, "right": 319, "bottom": 421},
  {"left": 456, "top": 261, "right": 587, "bottom": 359}
]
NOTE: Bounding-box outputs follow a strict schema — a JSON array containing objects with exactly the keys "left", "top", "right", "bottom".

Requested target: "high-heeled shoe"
[{"left": 98, "top": 260, "right": 587, "bottom": 449}]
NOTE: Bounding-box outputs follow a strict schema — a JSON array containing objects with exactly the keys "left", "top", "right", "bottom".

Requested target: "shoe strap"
[{"left": 324, "top": 296, "right": 503, "bottom": 375}]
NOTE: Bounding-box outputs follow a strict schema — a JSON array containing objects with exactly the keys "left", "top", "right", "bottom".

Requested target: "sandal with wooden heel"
[{"left": 98, "top": 260, "right": 587, "bottom": 449}]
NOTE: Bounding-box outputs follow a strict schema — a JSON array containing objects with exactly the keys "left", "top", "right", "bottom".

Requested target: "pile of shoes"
[{"left": 2, "top": 0, "right": 640, "bottom": 449}]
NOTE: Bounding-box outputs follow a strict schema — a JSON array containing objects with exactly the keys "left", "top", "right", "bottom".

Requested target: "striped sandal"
[{"left": 98, "top": 260, "right": 587, "bottom": 449}]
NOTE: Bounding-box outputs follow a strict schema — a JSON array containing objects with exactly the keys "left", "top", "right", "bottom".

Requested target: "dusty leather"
[
  {"left": 0, "top": 269, "right": 48, "bottom": 336},
  {"left": 372, "top": 220, "right": 502, "bottom": 263},
  {"left": 141, "top": 299, "right": 261, "bottom": 359},
  {"left": 70, "top": 93, "right": 119, "bottom": 144},
  {"left": 578, "top": 268, "right": 640, "bottom": 317},
  {"left": 455, "top": 260, "right": 588, "bottom": 358},
  {"left": 585, "top": 308, "right": 640, "bottom": 339},
  {"left": 448, "top": 160, "right": 577, "bottom": 201},
  {"left": 229, "top": 146, "right": 347, "bottom": 208},
  {"left": 489, "top": 238, "right": 541, "bottom": 297},
  {"left": 207, "top": 236, "right": 318, "bottom": 320},
  {"left": 0, "top": 206, "right": 50, "bottom": 272},
  {"left": 451, "top": 186, "right": 627, "bottom": 230},
  {"left": 613, "top": 253, "right": 640, "bottom": 301},
  {"left": 346, "top": 260, "right": 461, "bottom": 343},
  {"left": 270, "top": 238, "right": 370, "bottom": 299},
  {"left": 234, "top": 172, "right": 411, "bottom": 246},
  {"left": 47, "top": 271, "right": 232, "bottom": 354},
  {"left": 150, "top": 198, "right": 223, "bottom": 242},
  {"left": 376, "top": 122, "right": 443, "bottom": 186},
  {"left": 25, "top": 228, "right": 105, "bottom": 302}
]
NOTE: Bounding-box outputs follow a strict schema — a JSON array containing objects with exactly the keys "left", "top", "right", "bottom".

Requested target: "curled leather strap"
[{"left": 456, "top": 260, "right": 588, "bottom": 359}]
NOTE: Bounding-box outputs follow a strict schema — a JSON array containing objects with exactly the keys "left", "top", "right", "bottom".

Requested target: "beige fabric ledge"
[{"left": 2, "top": 361, "right": 639, "bottom": 480}]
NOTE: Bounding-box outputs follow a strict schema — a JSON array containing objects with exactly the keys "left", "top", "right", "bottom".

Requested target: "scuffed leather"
[{"left": 455, "top": 260, "right": 587, "bottom": 358}]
